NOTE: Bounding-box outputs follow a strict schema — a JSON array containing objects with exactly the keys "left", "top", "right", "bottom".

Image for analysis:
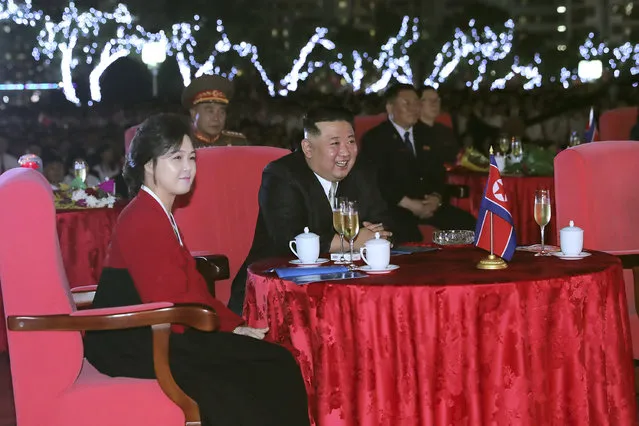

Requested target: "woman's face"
[
  {"left": 101, "top": 148, "right": 114, "bottom": 164},
  {"left": 145, "top": 135, "right": 196, "bottom": 197}
]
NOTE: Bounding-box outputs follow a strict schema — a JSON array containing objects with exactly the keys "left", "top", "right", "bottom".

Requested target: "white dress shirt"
[{"left": 389, "top": 119, "right": 415, "bottom": 154}]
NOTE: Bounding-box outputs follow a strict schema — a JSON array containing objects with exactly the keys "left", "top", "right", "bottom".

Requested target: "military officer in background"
[{"left": 181, "top": 74, "right": 248, "bottom": 147}]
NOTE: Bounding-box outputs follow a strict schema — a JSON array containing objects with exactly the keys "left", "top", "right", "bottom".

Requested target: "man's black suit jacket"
[
  {"left": 228, "top": 150, "right": 392, "bottom": 314},
  {"left": 359, "top": 120, "right": 447, "bottom": 242}
]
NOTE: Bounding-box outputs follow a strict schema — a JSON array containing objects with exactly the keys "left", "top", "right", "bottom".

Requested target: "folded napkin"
[{"left": 275, "top": 265, "right": 349, "bottom": 279}]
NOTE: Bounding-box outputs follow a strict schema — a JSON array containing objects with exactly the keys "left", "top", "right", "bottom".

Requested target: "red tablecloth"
[
  {"left": 447, "top": 170, "right": 557, "bottom": 246},
  {"left": 245, "top": 248, "right": 636, "bottom": 426},
  {"left": 56, "top": 206, "right": 123, "bottom": 287}
]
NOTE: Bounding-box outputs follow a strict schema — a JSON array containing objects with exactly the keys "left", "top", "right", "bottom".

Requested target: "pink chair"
[
  {"left": 173, "top": 146, "right": 290, "bottom": 304},
  {"left": 554, "top": 141, "right": 639, "bottom": 358},
  {"left": 124, "top": 124, "right": 140, "bottom": 155},
  {"left": 0, "top": 168, "right": 218, "bottom": 426},
  {"left": 599, "top": 107, "right": 638, "bottom": 141},
  {"left": 354, "top": 113, "right": 387, "bottom": 145}
]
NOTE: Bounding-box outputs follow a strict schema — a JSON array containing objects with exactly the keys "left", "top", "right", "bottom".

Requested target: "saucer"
[
  {"left": 358, "top": 264, "right": 400, "bottom": 274},
  {"left": 288, "top": 258, "right": 330, "bottom": 267},
  {"left": 550, "top": 251, "right": 591, "bottom": 261}
]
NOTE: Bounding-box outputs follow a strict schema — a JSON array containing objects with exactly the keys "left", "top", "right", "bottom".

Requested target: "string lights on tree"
[{"left": 1, "top": 0, "right": 639, "bottom": 105}]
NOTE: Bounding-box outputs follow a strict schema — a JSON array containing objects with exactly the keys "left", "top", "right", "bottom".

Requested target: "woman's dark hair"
[{"left": 124, "top": 113, "right": 192, "bottom": 197}]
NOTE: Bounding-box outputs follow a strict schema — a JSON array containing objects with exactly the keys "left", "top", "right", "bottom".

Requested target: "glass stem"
[
  {"left": 339, "top": 235, "right": 345, "bottom": 260},
  {"left": 540, "top": 225, "right": 545, "bottom": 253},
  {"left": 349, "top": 239, "right": 355, "bottom": 264}
]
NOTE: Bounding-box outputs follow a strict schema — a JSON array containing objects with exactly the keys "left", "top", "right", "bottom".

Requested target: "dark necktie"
[{"left": 403, "top": 131, "right": 414, "bottom": 156}]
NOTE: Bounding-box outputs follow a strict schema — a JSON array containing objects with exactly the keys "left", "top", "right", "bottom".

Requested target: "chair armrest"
[
  {"left": 193, "top": 253, "right": 230, "bottom": 297},
  {"left": 445, "top": 183, "right": 469, "bottom": 199},
  {"left": 70, "top": 285, "right": 97, "bottom": 309},
  {"left": 8, "top": 302, "right": 212, "bottom": 424},
  {"left": 7, "top": 303, "right": 219, "bottom": 332}
]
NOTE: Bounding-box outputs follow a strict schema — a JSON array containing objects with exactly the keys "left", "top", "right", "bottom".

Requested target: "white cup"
[
  {"left": 560, "top": 220, "right": 584, "bottom": 256},
  {"left": 359, "top": 232, "right": 391, "bottom": 270},
  {"left": 289, "top": 227, "right": 320, "bottom": 264}
]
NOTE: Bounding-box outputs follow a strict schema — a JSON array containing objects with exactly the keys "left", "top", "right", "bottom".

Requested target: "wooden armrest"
[
  {"left": 445, "top": 184, "right": 469, "bottom": 199},
  {"left": 8, "top": 302, "right": 218, "bottom": 424},
  {"left": 7, "top": 303, "right": 219, "bottom": 333},
  {"left": 194, "top": 254, "right": 229, "bottom": 297}
]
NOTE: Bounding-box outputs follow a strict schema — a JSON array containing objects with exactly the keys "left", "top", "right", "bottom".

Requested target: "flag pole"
[{"left": 477, "top": 146, "right": 508, "bottom": 270}]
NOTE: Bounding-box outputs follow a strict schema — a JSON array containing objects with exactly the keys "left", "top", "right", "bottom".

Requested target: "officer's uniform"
[{"left": 181, "top": 75, "right": 248, "bottom": 147}]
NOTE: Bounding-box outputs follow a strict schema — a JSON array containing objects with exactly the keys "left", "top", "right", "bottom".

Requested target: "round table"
[
  {"left": 56, "top": 205, "right": 124, "bottom": 287},
  {"left": 245, "top": 248, "right": 636, "bottom": 426},
  {"left": 447, "top": 170, "right": 557, "bottom": 246}
]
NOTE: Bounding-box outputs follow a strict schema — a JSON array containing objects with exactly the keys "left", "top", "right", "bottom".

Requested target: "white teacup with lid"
[
  {"left": 560, "top": 220, "right": 584, "bottom": 256},
  {"left": 359, "top": 232, "right": 391, "bottom": 270},
  {"left": 289, "top": 227, "right": 320, "bottom": 264}
]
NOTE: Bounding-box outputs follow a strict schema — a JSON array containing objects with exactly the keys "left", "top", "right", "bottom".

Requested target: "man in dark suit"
[
  {"left": 417, "top": 86, "right": 460, "bottom": 164},
  {"left": 228, "top": 107, "right": 393, "bottom": 315},
  {"left": 359, "top": 84, "right": 475, "bottom": 243}
]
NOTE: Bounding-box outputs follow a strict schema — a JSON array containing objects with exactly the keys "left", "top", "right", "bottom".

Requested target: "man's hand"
[
  {"left": 354, "top": 223, "right": 392, "bottom": 249},
  {"left": 419, "top": 194, "right": 442, "bottom": 219},
  {"left": 233, "top": 326, "right": 269, "bottom": 340}
]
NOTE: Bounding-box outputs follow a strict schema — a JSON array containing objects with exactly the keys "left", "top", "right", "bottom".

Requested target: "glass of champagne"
[
  {"left": 342, "top": 201, "right": 360, "bottom": 264},
  {"left": 511, "top": 137, "right": 523, "bottom": 159},
  {"left": 498, "top": 135, "right": 510, "bottom": 155},
  {"left": 73, "top": 159, "right": 88, "bottom": 184},
  {"left": 534, "top": 189, "right": 552, "bottom": 256},
  {"left": 332, "top": 196, "right": 348, "bottom": 264}
]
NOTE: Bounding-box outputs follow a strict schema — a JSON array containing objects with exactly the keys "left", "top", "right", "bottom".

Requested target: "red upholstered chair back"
[
  {"left": 0, "top": 169, "right": 83, "bottom": 420},
  {"left": 554, "top": 141, "right": 639, "bottom": 254},
  {"left": 354, "top": 113, "right": 386, "bottom": 144},
  {"left": 173, "top": 146, "right": 290, "bottom": 304},
  {"left": 554, "top": 141, "right": 639, "bottom": 356},
  {"left": 599, "top": 107, "right": 638, "bottom": 141},
  {"left": 124, "top": 124, "right": 140, "bottom": 155},
  {"left": 435, "top": 112, "right": 453, "bottom": 129}
]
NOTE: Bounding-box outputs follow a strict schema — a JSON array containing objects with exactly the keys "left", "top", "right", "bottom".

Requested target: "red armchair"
[
  {"left": 0, "top": 168, "right": 218, "bottom": 426},
  {"left": 554, "top": 141, "right": 639, "bottom": 358},
  {"left": 173, "top": 146, "right": 290, "bottom": 304},
  {"left": 599, "top": 107, "right": 638, "bottom": 141}
]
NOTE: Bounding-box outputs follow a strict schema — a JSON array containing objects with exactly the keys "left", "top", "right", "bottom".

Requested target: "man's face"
[
  {"left": 301, "top": 121, "right": 357, "bottom": 182},
  {"left": 44, "top": 162, "right": 64, "bottom": 184},
  {"left": 420, "top": 89, "right": 441, "bottom": 121},
  {"left": 190, "top": 102, "right": 227, "bottom": 138},
  {"left": 387, "top": 89, "right": 420, "bottom": 129}
]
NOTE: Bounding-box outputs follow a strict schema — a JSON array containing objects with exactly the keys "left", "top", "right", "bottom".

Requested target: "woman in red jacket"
[{"left": 84, "top": 113, "right": 309, "bottom": 426}]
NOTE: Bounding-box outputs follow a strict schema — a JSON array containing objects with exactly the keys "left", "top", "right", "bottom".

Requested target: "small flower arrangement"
[{"left": 54, "top": 180, "right": 117, "bottom": 209}]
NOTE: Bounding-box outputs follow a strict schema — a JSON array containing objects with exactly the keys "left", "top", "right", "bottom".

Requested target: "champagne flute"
[
  {"left": 534, "top": 189, "right": 552, "bottom": 256},
  {"left": 511, "top": 137, "right": 523, "bottom": 159},
  {"left": 73, "top": 159, "right": 88, "bottom": 184},
  {"left": 332, "top": 196, "right": 348, "bottom": 264},
  {"left": 342, "top": 201, "right": 360, "bottom": 264},
  {"left": 498, "top": 135, "right": 510, "bottom": 155}
]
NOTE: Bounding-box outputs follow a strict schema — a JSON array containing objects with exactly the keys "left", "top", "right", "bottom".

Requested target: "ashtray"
[{"left": 432, "top": 230, "right": 475, "bottom": 246}]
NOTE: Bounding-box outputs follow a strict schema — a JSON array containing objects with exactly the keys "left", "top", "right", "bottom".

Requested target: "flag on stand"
[
  {"left": 583, "top": 107, "right": 599, "bottom": 142},
  {"left": 474, "top": 154, "right": 517, "bottom": 261}
]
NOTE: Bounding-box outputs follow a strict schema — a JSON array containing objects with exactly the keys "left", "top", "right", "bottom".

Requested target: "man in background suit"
[
  {"left": 417, "top": 86, "right": 460, "bottom": 164},
  {"left": 359, "top": 84, "right": 475, "bottom": 243},
  {"left": 228, "top": 107, "right": 393, "bottom": 315}
]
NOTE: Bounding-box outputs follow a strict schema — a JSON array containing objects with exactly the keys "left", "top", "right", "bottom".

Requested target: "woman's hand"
[{"left": 233, "top": 326, "right": 270, "bottom": 340}]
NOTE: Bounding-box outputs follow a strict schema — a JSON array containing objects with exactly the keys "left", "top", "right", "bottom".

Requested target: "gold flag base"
[{"left": 476, "top": 254, "right": 508, "bottom": 270}]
